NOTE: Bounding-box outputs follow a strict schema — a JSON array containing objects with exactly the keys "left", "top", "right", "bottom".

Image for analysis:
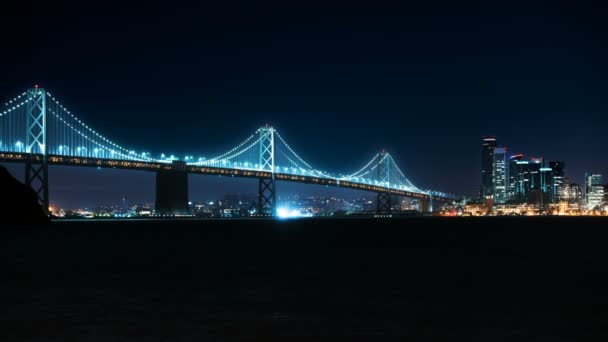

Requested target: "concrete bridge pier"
[
  {"left": 376, "top": 192, "right": 392, "bottom": 216},
  {"left": 155, "top": 161, "right": 189, "bottom": 216},
  {"left": 420, "top": 195, "right": 433, "bottom": 214}
]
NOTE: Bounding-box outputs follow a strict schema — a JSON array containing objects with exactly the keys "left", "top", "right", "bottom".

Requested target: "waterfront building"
[
  {"left": 584, "top": 173, "right": 604, "bottom": 210},
  {"left": 562, "top": 180, "right": 583, "bottom": 204},
  {"left": 510, "top": 157, "right": 530, "bottom": 203},
  {"left": 492, "top": 147, "right": 508, "bottom": 203},
  {"left": 480, "top": 136, "right": 497, "bottom": 200},
  {"left": 539, "top": 166, "right": 553, "bottom": 206},
  {"left": 507, "top": 154, "right": 524, "bottom": 201},
  {"left": 549, "top": 161, "right": 566, "bottom": 202}
]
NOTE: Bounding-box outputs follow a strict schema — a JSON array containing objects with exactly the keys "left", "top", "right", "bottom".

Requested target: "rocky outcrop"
[{"left": 0, "top": 165, "right": 50, "bottom": 224}]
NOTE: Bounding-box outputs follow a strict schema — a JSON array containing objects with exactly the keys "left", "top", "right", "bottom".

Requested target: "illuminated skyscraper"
[
  {"left": 562, "top": 178, "right": 582, "bottom": 204},
  {"left": 492, "top": 147, "right": 508, "bottom": 203},
  {"left": 528, "top": 157, "right": 543, "bottom": 192},
  {"left": 480, "top": 137, "right": 496, "bottom": 200},
  {"left": 526, "top": 158, "right": 544, "bottom": 205},
  {"left": 539, "top": 166, "right": 553, "bottom": 206},
  {"left": 572, "top": 183, "right": 583, "bottom": 205},
  {"left": 584, "top": 173, "right": 604, "bottom": 210},
  {"left": 548, "top": 161, "right": 565, "bottom": 202},
  {"left": 511, "top": 159, "right": 530, "bottom": 203},
  {"left": 508, "top": 154, "right": 524, "bottom": 201}
]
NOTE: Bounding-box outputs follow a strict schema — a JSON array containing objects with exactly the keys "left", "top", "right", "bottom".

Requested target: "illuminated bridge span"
[{"left": 0, "top": 87, "right": 460, "bottom": 216}]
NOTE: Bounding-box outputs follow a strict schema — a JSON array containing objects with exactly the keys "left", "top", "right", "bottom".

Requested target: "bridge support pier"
[
  {"left": 420, "top": 196, "right": 433, "bottom": 213},
  {"left": 376, "top": 192, "right": 392, "bottom": 216},
  {"left": 257, "top": 178, "right": 276, "bottom": 216},
  {"left": 375, "top": 150, "right": 392, "bottom": 216},
  {"left": 25, "top": 154, "right": 49, "bottom": 214},
  {"left": 155, "top": 161, "right": 189, "bottom": 216}
]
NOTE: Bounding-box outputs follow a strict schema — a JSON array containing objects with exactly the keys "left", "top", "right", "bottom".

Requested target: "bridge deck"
[{"left": 1, "top": 153, "right": 452, "bottom": 202}]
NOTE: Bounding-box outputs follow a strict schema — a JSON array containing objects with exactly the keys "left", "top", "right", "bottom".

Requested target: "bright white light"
[{"left": 276, "top": 207, "right": 311, "bottom": 219}]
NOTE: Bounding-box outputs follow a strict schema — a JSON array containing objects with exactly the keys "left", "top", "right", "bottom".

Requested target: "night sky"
[{"left": 1, "top": 2, "right": 607, "bottom": 208}]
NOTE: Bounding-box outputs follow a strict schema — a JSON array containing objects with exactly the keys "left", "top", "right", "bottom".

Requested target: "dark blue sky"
[{"left": 1, "top": 2, "right": 607, "bottom": 208}]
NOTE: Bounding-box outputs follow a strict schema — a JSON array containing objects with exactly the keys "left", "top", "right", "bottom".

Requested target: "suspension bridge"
[{"left": 0, "top": 87, "right": 460, "bottom": 216}]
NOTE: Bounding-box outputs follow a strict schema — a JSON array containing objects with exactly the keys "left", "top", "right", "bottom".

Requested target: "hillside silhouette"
[{"left": 0, "top": 165, "right": 49, "bottom": 224}]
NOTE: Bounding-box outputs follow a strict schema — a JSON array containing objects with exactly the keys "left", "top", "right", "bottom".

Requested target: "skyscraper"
[
  {"left": 492, "top": 147, "right": 508, "bottom": 203},
  {"left": 584, "top": 173, "right": 604, "bottom": 210},
  {"left": 511, "top": 158, "right": 530, "bottom": 203},
  {"left": 562, "top": 178, "right": 582, "bottom": 205},
  {"left": 539, "top": 166, "right": 553, "bottom": 206},
  {"left": 480, "top": 137, "right": 496, "bottom": 200},
  {"left": 527, "top": 158, "right": 543, "bottom": 205},
  {"left": 508, "top": 154, "right": 524, "bottom": 202},
  {"left": 548, "top": 161, "right": 565, "bottom": 202},
  {"left": 528, "top": 157, "right": 543, "bottom": 192}
]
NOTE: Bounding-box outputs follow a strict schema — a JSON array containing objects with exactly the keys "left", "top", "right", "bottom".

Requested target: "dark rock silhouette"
[{"left": 0, "top": 165, "right": 50, "bottom": 224}]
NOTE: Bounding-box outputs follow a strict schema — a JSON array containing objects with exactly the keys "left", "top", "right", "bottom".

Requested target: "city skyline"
[
  {"left": 479, "top": 134, "right": 606, "bottom": 212},
  {"left": 1, "top": 2, "right": 608, "bottom": 209}
]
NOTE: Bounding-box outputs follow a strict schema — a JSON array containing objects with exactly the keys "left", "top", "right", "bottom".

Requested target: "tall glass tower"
[
  {"left": 508, "top": 154, "right": 524, "bottom": 202},
  {"left": 480, "top": 137, "right": 496, "bottom": 200},
  {"left": 548, "top": 161, "right": 565, "bottom": 202},
  {"left": 492, "top": 147, "right": 508, "bottom": 203},
  {"left": 584, "top": 173, "right": 604, "bottom": 210}
]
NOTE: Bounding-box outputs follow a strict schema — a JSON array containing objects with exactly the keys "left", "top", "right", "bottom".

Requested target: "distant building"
[
  {"left": 562, "top": 180, "right": 582, "bottom": 205},
  {"left": 508, "top": 154, "right": 524, "bottom": 201},
  {"left": 528, "top": 157, "right": 543, "bottom": 195},
  {"left": 510, "top": 157, "right": 531, "bottom": 203},
  {"left": 548, "top": 161, "right": 566, "bottom": 202},
  {"left": 539, "top": 166, "right": 553, "bottom": 206},
  {"left": 506, "top": 156, "right": 553, "bottom": 205},
  {"left": 480, "top": 137, "right": 497, "bottom": 200},
  {"left": 492, "top": 147, "right": 508, "bottom": 203},
  {"left": 584, "top": 173, "right": 604, "bottom": 210}
]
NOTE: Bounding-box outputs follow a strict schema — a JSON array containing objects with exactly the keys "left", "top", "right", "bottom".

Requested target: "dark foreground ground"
[{"left": 1, "top": 217, "right": 608, "bottom": 341}]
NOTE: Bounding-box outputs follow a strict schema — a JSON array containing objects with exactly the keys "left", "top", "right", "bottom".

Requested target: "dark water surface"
[{"left": 2, "top": 217, "right": 608, "bottom": 341}]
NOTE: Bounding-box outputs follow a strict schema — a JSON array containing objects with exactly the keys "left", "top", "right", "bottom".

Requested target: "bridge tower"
[
  {"left": 25, "top": 87, "right": 49, "bottom": 214},
  {"left": 257, "top": 126, "right": 276, "bottom": 216},
  {"left": 376, "top": 150, "right": 391, "bottom": 215}
]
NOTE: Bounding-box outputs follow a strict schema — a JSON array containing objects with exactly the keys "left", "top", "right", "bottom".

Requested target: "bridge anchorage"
[{"left": 0, "top": 87, "right": 460, "bottom": 217}]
